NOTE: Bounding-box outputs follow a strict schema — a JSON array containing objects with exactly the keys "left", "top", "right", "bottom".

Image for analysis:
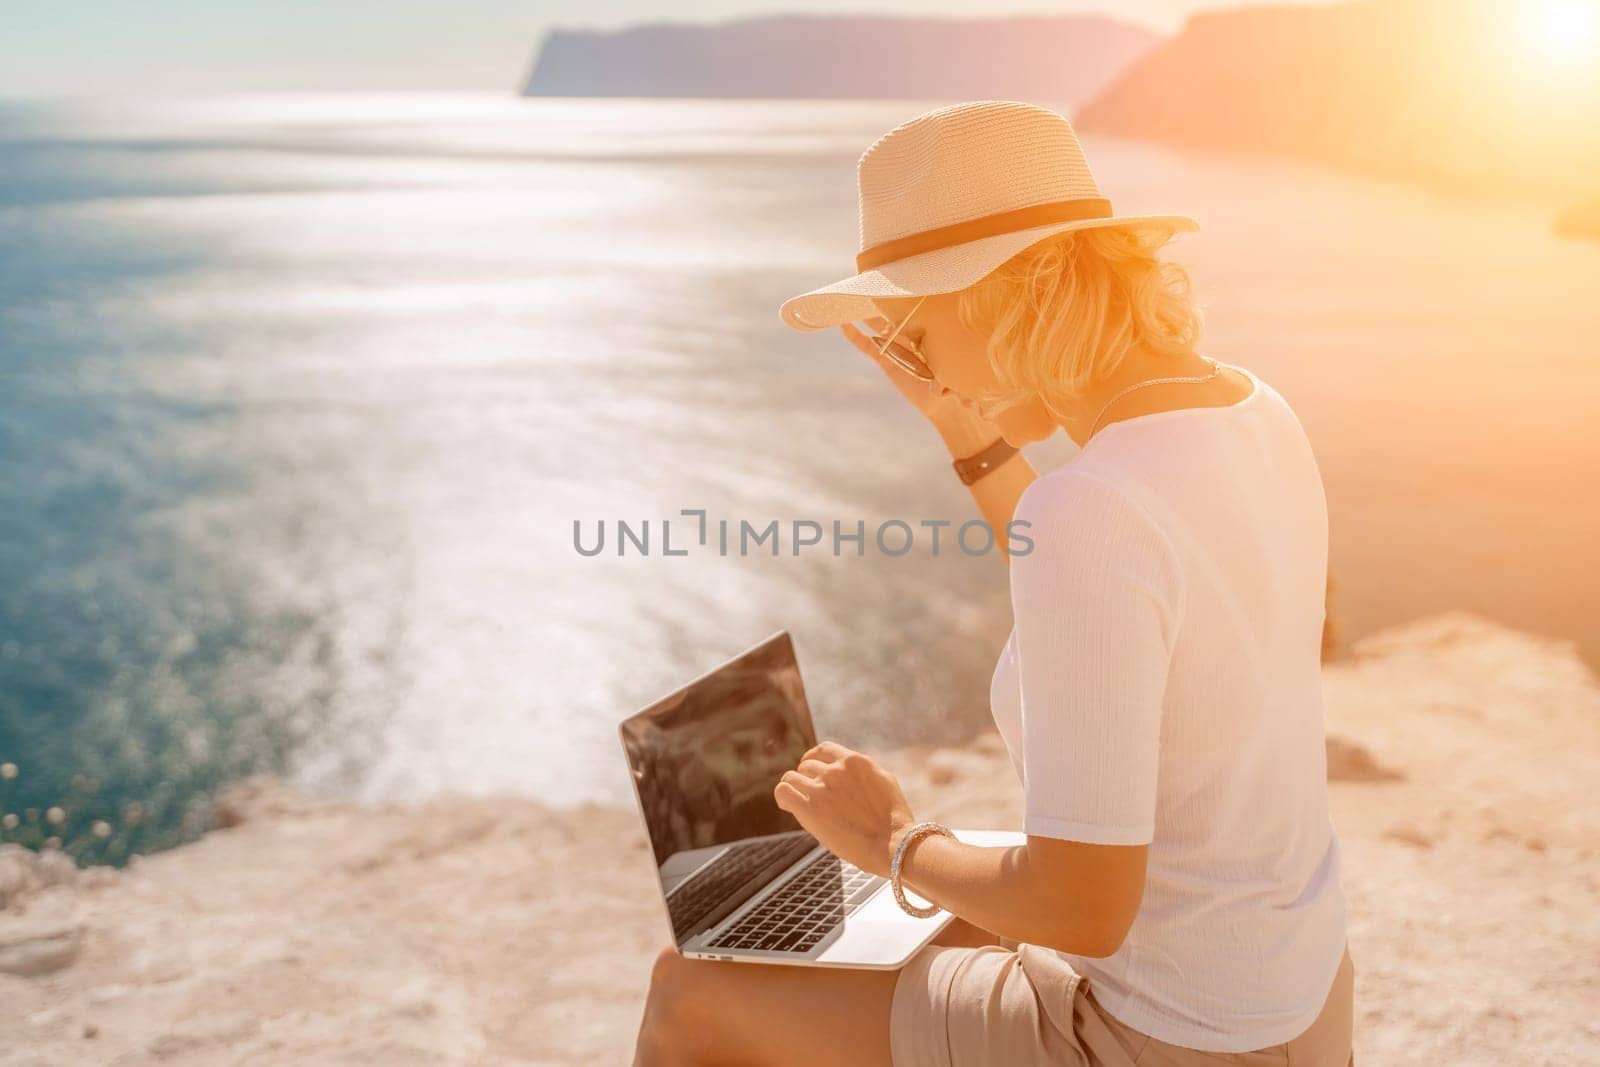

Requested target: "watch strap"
[{"left": 952, "top": 437, "right": 1019, "bottom": 485}]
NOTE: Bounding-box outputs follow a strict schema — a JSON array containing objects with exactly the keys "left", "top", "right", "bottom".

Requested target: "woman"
[{"left": 634, "top": 101, "right": 1353, "bottom": 1067}]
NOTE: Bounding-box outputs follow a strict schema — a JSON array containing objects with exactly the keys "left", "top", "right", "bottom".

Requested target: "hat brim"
[{"left": 778, "top": 214, "right": 1200, "bottom": 332}]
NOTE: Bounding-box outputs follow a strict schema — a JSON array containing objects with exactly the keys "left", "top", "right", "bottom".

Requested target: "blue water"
[{"left": 2, "top": 94, "right": 1597, "bottom": 862}]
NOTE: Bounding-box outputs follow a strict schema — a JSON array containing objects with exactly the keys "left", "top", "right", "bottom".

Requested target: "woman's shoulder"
[
  {"left": 1021, "top": 443, "right": 1171, "bottom": 514},
  {"left": 1018, "top": 460, "right": 1133, "bottom": 514},
  {"left": 1013, "top": 462, "right": 1176, "bottom": 554}
]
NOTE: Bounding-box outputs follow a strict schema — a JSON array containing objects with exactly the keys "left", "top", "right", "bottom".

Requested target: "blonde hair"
[{"left": 957, "top": 224, "right": 1204, "bottom": 423}]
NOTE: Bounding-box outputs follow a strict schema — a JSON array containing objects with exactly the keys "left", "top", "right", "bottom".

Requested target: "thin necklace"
[{"left": 1086, "top": 357, "right": 1223, "bottom": 440}]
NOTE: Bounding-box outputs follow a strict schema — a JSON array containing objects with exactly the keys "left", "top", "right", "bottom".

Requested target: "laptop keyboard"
[
  {"left": 666, "top": 834, "right": 816, "bottom": 939},
  {"left": 706, "top": 852, "right": 884, "bottom": 954}
]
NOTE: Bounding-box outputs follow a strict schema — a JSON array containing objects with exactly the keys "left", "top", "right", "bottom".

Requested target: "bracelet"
[
  {"left": 952, "top": 437, "right": 1019, "bottom": 485},
  {"left": 889, "top": 821, "right": 955, "bottom": 918}
]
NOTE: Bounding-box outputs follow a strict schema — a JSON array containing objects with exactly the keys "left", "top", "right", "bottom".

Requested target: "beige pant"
[{"left": 890, "top": 939, "right": 1354, "bottom": 1067}]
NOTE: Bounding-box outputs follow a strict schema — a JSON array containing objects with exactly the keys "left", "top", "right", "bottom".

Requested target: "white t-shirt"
[{"left": 989, "top": 362, "right": 1348, "bottom": 1053}]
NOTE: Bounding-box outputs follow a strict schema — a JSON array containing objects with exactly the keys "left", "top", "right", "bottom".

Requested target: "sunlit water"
[{"left": 1, "top": 94, "right": 1596, "bottom": 853}]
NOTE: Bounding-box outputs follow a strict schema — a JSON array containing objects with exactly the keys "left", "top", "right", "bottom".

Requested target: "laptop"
[{"left": 619, "top": 630, "right": 1024, "bottom": 969}]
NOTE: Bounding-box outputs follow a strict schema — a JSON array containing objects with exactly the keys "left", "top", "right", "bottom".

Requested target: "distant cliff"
[
  {"left": 1075, "top": 0, "right": 1600, "bottom": 231},
  {"left": 522, "top": 14, "right": 1159, "bottom": 105}
]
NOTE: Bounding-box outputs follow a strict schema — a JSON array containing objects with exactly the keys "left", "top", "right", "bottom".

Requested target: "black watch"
[{"left": 952, "top": 437, "right": 1018, "bottom": 485}]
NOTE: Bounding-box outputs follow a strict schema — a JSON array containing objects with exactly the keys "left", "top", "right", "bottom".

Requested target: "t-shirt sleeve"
[{"left": 1008, "top": 469, "right": 1185, "bottom": 846}]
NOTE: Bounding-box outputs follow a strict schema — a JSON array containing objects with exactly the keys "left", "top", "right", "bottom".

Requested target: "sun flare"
[{"left": 1522, "top": 0, "right": 1600, "bottom": 69}]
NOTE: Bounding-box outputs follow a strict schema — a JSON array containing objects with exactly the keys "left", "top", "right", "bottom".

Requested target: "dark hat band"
[{"left": 854, "top": 197, "right": 1113, "bottom": 273}]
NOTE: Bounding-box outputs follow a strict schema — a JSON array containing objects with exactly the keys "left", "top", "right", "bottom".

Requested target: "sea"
[{"left": 1, "top": 94, "right": 1596, "bottom": 860}]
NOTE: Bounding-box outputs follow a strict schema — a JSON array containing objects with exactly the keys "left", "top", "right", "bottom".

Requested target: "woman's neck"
[{"left": 1059, "top": 349, "right": 1239, "bottom": 447}]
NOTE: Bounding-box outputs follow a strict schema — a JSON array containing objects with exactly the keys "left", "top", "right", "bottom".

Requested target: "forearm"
[
  {"left": 895, "top": 834, "right": 1104, "bottom": 957},
  {"left": 933, "top": 415, "right": 1036, "bottom": 559}
]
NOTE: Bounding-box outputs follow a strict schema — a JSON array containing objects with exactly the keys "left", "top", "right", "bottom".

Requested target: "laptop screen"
[{"left": 619, "top": 631, "right": 819, "bottom": 942}]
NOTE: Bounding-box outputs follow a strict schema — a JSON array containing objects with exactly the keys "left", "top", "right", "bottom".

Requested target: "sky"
[{"left": 0, "top": 0, "right": 1333, "bottom": 97}]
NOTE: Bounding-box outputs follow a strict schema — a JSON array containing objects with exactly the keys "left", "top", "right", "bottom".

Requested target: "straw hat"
[{"left": 778, "top": 100, "right": 1199, "bottom": 332}]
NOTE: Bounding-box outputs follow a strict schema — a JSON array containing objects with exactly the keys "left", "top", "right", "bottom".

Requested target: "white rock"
[
  {"left": 0, "top": 919, "right": 85, "bottom": 976},
  {"left": 88, "top": 981, "right": 133, "bottom": 1005},
  {"left": 32, "top": 850, "right": 78, "bottom": 890},
  {"left": 0, "top": 845, "right": 38, "bottom": 909}
]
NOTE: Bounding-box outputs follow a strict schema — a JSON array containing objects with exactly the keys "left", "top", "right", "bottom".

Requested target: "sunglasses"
[{"left": 868, "top": 295, "right": 936, "bottom": 383}]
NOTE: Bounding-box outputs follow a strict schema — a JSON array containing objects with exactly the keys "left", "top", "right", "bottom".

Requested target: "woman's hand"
[
  {"left": 841, "top": 319, "right": 1000, "bottom": 455},
  {"left": 773, "top": 741, "right": 916, "bottom": 879},
  {"left": 841, "top": 319, "right": 953, "bottom": 421}
]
